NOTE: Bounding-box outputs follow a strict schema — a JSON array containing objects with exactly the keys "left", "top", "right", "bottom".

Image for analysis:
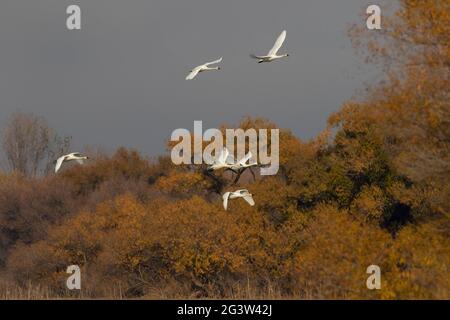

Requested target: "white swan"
[
  {"left": 229, "top": 151, "right": 259, "bottom": 184},
  {"left": 55, "top": 152, "right": 89, "bottom": 173},
  {"left": 250, "top": 30, "right": 289, "bottom": 63},
  {"left": 186, "top": 57, "right": 223, "bottom": 80},
  {"left": 230, "top": 151, "right": 258, "bottom": 171},
  {"left": 222, "top": 189, "right": 255, "bottom": 211},
  {"left": 207, "top": 147, "right": 235, "bottom": 172}
]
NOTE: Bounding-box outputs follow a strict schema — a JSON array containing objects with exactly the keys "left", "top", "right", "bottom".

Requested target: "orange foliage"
[{"left": 0, "top": 1, "right": 448, "bottom": 299}]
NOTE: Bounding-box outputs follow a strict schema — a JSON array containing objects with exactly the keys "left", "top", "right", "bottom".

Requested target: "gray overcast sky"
[{"left": 0, "top": 0, "right": 390, "bottom": 156}]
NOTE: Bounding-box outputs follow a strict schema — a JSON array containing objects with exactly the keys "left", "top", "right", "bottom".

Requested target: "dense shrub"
[{"left": 0, "top": 0, "right": 448, "bottom": 299}]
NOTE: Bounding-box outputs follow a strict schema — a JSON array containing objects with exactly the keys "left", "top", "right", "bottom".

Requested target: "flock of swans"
[
  {"left": 55, "top": 147, "right": 257, "bottom": 211},
  {"left": 55, "top": 30, "right": 289, "bottom": 211},
  {"left": 190, "top": 30, "right": 290, "bottom": 208},
  {"left": 186, "top": 30, "right": 289, "bottom": 80},
  {"left": 207, "top": 146, "right": 258, "bottom": 175},
  {"left": 207, "top": 146, "right": 258, "bottom": 210}
]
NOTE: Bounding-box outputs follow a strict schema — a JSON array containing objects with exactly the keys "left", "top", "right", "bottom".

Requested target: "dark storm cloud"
[{"left": 0, "top": 0, "right": 390, "bottom": 156}]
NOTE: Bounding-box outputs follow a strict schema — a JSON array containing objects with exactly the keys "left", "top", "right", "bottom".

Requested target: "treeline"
[{"left": 0, "top": 0, "right": 448, "bottom": 299}]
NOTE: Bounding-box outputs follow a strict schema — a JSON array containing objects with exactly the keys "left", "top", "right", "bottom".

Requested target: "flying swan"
[
  {"left": 229, "top": 151, "right": 258, "bottom": 172},
  {"left": 222, "top": 189, "right": 255, "bottom": 211},
  {"left": 250, "top": 30, "right": 289, "bottom": 63},
  {"left": 55, "top": 152, "right": 89, "bottom": 173},
  {"left": 186, "top": 57, "right": 223, "bottom": 80},
  {"left": 229, "top": 151, "right": 258, "bottom": 184},
  {"left": 207, "top": 147, "right": 236, "bottom": 172}
]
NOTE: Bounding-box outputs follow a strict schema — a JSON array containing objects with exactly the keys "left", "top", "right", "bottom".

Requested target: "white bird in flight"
[
  {"left": 229, "top": 151, "right": 258, "bottom": 184},
  {"left": 207, "top": 147, "right": 257, "bottom": 174},
  {"left": 229, "top": 151, "right": 258, "bottom": 172},
  {"left": 54, "top": 152, "right": 89, "bottom": 173},
  {"left": 207, "top": 147, "right": 236, "bottom": 172},
  {"left": 222, "top": 189, "right": 255, "bottom": 211},
  {"left": 251, "top": 30, "right": 289, "bottom": 63},
  {"left": 186, "top": 57, "right": 223, "bottom": 80}
]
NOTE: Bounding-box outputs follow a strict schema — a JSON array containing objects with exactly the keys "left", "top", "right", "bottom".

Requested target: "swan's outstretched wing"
[
  {"left": 55, "top": 156, "right": 65, "bottom": 173},
  {"left": 268, "top": 30, "right": 287, "bottom": 56},
  {"left": 186, "top": 67, "right": 201, "bottom": 80},
  {"left": 250, "top": 54, "right": 265, "bottom": 60},
  {"left": 222, "top": 192, "right": 231, "bottom": 210},
  {"left": 243, "top": 194, "right": 255, "bottom": 207},
  {"left": 76, "top": 159, "right": 84, "bottom": 165},
  {"left": 238, "top": 151, "right": 253, "bottom": 165},
  {"left": 218, "top": 147, "right": 229, "bottom": 164},
  {"left": 204, "top": 57, "right": 222, "bottom": 66}
]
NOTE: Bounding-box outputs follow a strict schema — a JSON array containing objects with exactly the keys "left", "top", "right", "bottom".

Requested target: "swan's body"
[
  {"left": 251, "top": 30, "right": 289, "bottom": 63},
  {"left": 207, "top": 147, "right": 235, "bottom": 172},
  {"left": 207, "top": 148, "right": 258, "bottom": 184},
  {"left": 229, "top": 151, "right": 258, "bottom": 171},
  {"left": 55, "top": 152, "right": 89, "bottom": 173},
  {"left": 229, "top": 151, "right": 258, "bottom": 184},
  {"left": 222, "top": 189, "right": 255, "bottom": 210},
  {"left": 186, "top": 57, "right": 223, "bottom": 80}
]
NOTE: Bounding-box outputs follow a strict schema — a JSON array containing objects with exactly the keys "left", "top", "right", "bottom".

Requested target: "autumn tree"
[
  {"left": 345, "top": 0, "right": 449, "bottom": 215},
  {"left": 0, "top": 1, "right": 449, "bottom": 300},
  {"left": 0, "top": 173, "right": 76, "bottom": 266}
]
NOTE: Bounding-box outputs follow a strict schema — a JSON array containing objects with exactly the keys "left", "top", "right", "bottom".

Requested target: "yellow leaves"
[
  {"left": 350, "top": 0, "right": 450, "bottom": 78},
  {"left": 335, "top": 1, "right": 449, "bottom": 218},
  {"left": 37, "top": 193, "right": 268, "bottom": 284},
  {"left": 60, "top": 148, "right": 156, "bottom": 195},
  {"left": 156, "top": 170, "right": 212, "bottom": 196},
  {"left": 148, "top": 196, "right": 252, "bottom": 276},
  {"left": 251, "top": 177, "right": 293, "bottom": 211},
  {"left": 292, "top": 205, "right": 392, "bottom": 298},
  {"left": 2, "top": 109, "right": 447, "bottom": 298},
  {"left": 352, "top": 186, "right": 386, "bottom": 221},
  {"left": 0, "top": 0, "right": 448, "bottom": 301},
  {"left": 382, "top": 220, "right": 450, "bottom": 299}
]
